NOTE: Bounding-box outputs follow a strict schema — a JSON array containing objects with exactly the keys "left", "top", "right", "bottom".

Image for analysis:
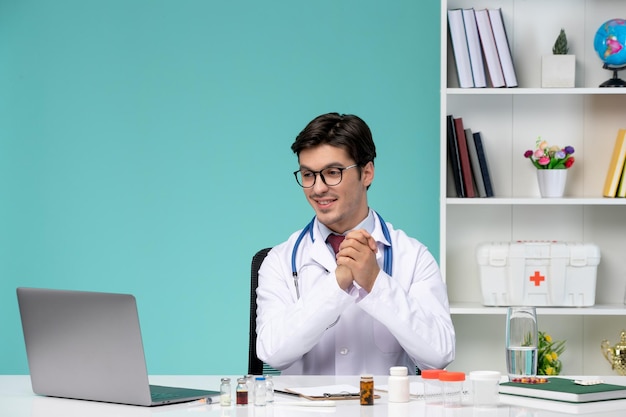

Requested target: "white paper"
[{"left": 286, "top": 384, "right": 359, "bottom": 397}]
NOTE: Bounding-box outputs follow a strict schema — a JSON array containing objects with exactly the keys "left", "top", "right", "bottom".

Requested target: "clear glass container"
[
  {"left": 264, "top": 375, "right": 274, "bottom": 403},
  {"left": 506, "top": 307, "right": 538, "bottom": 378},
  {"left": 245, "top": 374, "right": 255, "bottom": 404},
  {"left": 220, "top": 377, "right": 231, "bottom": 406},
  {"left": 360, "top": 375, "right": 374, "bottom": 405},
  {"left": 236, "top": 377, "right": 248, "bottom": 406},
  {"left": 254, "top": 376, "right": 267, "bottom": 406}
]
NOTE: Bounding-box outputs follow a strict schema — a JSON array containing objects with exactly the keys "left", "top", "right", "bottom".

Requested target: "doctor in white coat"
[{"left": 256, "top": 113, "right": 455, "bottom": 375}]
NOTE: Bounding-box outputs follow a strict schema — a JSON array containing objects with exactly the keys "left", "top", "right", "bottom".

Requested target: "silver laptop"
[{"left": 16, "top": 287, "right": 220, "bottom": 406}]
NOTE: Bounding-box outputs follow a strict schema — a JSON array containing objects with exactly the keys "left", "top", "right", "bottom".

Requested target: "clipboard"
[{"left": 277, "top": 384, "right": 380, "bottom": 401}]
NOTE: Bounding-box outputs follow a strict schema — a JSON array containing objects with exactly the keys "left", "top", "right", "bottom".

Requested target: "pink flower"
[
  {"left": 538, "top": 156, "right": 551, "bottom": 165},
  {"left": 524, "top": 137, "right": 575, "bottom": 169}
]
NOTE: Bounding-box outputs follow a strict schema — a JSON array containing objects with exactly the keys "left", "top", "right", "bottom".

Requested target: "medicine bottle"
[
  {"left": 360, "top": 375, "right": 374, "bottom": 405},
  {"left": 245, "top": 374, "right": 255, "bottom": 403},
  {"left": 264, "top": 375, "right": 274, "bottom": 403},
  {"left": 421, "top": 369, "right": 445, "bottom": 405},
  {"left": 254, "top": 376, "right": 267, "bottom": 406},
  {"left": 220, "top": 377, "right": 231, "bottom": 406},
  {"left": 388, "top": 366, "right": 410, "bottom": 403},
  {"left": 236, "top": 377, "right": 248, "bottom": 406},
  {"left": 438, "top": 371, "right": 466, "bottom": 408}
]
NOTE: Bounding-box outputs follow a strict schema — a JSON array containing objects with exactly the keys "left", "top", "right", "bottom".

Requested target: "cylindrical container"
[
  {"left": 264, "top": 375, "right": 274, "bottom": 403},
  {"left": 421, "top": 369, "right": 445, "bottom": 405},
  {"left": 469, "top": 371, "right": 501, "bottom": 407},
  {"left": 254, "top": 376, "right": 267, "bottom": 406},
  {"left": 505, "top": 306, "right": 538, "bottom": 379},
  {"left": 220, "top": 377, "right": 231, "bottom": 406},
  {"left": 236, "top": 377, "right": 248, "bottom": 406},
  {"left": 388, "top": 366, "right": 410, "bottom": 403},
  {"left": 245, "top": 375, "right": 255, "bottom": 404},
  {"left": 438, "top": 371, "right": 466, "bottom": 408},
  {"left": 360, "top": 375, "right": 374, "bottom": 405}
]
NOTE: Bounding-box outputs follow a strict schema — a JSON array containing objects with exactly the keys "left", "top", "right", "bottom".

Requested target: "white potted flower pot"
[{"left": 542, "top": 55, "right": 576, "bottom": 88}]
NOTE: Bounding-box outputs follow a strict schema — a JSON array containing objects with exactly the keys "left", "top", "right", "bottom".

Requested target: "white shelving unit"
[{"left": 441, "top": 0, "right": 626, "bottom": 375}]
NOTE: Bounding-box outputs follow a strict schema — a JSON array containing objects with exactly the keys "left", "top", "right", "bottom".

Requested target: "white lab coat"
[{"left": 255, "top": 211, "right": 455, "bottom": 375}]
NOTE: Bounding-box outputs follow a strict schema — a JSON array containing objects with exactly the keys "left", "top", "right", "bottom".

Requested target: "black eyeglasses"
[{"left": 293, "top": 164, "right": 359, "bottom": 188}]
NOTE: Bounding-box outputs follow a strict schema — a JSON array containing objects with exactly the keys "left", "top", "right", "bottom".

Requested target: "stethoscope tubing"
[{"left": 290, "top": 213, "right": 393, "bottom": 299}]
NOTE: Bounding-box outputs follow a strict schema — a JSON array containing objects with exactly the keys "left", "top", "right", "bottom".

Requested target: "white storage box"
[{"left": 476, "top": 241, "right": 601, "bottom": 307}]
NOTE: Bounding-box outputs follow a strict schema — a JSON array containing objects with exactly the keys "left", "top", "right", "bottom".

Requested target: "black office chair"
[{"left": 248, "top": 247, "right": 280, "bottom": 375}]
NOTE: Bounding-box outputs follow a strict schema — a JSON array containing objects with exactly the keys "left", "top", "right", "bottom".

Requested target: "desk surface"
[{"left": 2, "top": 374, "right": 626, "bottom": 417}]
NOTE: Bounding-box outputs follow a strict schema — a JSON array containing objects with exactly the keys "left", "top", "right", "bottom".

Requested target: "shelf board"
[
  {"left": 446, "top": 88, "right": 626, "bottom": 95},
  {"left": 445, "top": 197, "right": 626, "bottom": 206},
  {"left": 450, "top": 302, "right": 626, "bottom": 316}
]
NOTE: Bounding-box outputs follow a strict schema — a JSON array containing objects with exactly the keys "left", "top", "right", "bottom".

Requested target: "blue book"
[{"left": 473, "top": 131, "right": 494, "bottom": 197}]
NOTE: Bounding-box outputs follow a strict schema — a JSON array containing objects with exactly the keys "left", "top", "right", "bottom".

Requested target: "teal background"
[{"left": 0, "top": 0, "right": 440, "bottom": 375}]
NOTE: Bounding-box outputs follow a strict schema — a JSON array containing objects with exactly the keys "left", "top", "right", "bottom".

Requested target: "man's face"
[{"left": 297, "top": 144, "right": 374, "bottom": 233}]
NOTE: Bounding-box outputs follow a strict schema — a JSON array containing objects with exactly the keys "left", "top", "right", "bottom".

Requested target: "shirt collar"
[{"left": 318, "top": 209, "right": 376, "bottom": 242}]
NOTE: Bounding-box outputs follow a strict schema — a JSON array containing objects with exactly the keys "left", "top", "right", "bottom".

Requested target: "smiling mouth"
[{"left": 313, "top": 197, "right": 337, "bottom": 209}]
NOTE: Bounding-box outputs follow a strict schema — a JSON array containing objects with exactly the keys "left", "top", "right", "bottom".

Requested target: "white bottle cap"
[{"left": 390, "top": 366, "right": 408, "bottom": 376}]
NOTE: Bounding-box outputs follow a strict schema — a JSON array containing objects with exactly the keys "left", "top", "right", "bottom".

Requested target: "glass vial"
[
  {"left": 254, "top": 376, "right": 267, "bottom": 406},
  {"left": 220, "top": 377, "right": 231, "bottom": 406},
  {"left": 388, "top": 366, "right": 410, "bottom": 403},
  {"left": 264, "top": 375, "right": 274, "bottom": 403},
  {"left": 245, "top": 374, "right": 255, "bottom": 404},
  {"left": 360, "top": 375, "right": 374, "bottom": 405},
  {"left": 236, "top": 377, "right": 248, "bottom": 406}
]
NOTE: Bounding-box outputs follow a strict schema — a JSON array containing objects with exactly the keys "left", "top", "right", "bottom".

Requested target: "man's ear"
[{"left": 362, "top": 161, "right": 375, "bottom": 187}]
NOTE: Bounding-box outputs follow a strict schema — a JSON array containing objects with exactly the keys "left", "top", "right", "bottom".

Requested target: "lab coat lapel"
[{"left": 309, "top": 224, "right": 337, "bottom": 273}]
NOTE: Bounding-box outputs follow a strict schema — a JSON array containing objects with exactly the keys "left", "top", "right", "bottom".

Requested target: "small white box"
[{"left": 476, "top": 241, "right": 601, "bottom": 307}]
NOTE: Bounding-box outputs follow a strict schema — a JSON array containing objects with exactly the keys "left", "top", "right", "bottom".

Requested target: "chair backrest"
[{"left": 248, "top": 247, "right": 280, "bottom": 375}]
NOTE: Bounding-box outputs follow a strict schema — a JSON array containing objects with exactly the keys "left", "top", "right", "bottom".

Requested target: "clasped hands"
[{"left": 334, "top": 229, "right": 380, "bottom": 293}]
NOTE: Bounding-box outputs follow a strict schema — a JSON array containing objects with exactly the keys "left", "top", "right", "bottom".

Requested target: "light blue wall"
[{"left": 0, "top": 0, "right": 440, "bottom": 374}]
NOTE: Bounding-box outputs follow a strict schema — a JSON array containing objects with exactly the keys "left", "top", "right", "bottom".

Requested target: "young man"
[{"left": 255, "top": 113, "right": 455, "bottom": 375}]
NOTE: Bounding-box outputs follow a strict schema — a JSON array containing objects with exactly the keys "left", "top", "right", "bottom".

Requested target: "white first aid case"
[{"left": 476, "top": 241, "right": 601, "bottom": 307}]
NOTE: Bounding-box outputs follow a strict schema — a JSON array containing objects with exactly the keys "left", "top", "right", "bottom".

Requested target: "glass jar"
[
  {"left": 236, "top": 377, "right": 248, "bottom": 406},
  {"left": 360, "top": 375, "right": 374, "bottom": 405},
  {"left": 220, "top": 377, "right": 231, "bottom": 406}
]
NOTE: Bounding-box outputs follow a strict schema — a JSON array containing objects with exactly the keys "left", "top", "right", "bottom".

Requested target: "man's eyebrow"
[{"left": 298, "top": 162, "right": 347, "bottom": 170}]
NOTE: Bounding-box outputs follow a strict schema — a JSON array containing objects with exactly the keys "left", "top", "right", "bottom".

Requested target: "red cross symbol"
[{"left": 529, "top": 271, "right": 545, "bottom": 286}]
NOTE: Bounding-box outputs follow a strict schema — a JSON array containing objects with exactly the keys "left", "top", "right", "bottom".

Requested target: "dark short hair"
[{"left": 291, "top": 113, "right": 376, "bottom": 166}]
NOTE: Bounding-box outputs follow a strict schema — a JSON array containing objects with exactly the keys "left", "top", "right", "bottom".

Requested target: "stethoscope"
[{"left": 290, "top": 212, "right": 393, "bottom": 299}]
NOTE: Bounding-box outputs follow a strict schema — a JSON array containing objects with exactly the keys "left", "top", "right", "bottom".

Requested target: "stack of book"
[
  {"left": 603, "top": 129, "right": 626, "bottom": 198},
  {"left": 446, "top": 115, "right": 493, "bottom": 198},
  {"left": 447, "top": 7, "right": 517, "bottom": 88}
]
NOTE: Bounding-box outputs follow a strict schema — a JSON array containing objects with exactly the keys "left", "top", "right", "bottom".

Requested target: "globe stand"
[{"left": 599, "top": 63, "right": 626, "bottom": 87}]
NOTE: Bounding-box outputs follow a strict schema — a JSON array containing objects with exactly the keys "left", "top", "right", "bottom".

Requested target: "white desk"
[{"left": 2, "top": 375, "right": 626, "bottom": 417}]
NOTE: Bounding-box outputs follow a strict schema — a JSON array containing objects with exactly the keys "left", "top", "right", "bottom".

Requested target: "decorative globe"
[{"left": 594, "top": 18, "right": 626, "bottom": 67}]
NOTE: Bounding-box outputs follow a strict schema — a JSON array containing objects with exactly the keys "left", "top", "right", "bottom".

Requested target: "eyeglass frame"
[{"left": 293, "top": 164, "right": 359, "bottom": 188}]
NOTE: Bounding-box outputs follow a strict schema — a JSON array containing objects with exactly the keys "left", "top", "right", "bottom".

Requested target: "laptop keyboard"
[{"left": 150, "top": 385, "right": 187, "bottom": 400}]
